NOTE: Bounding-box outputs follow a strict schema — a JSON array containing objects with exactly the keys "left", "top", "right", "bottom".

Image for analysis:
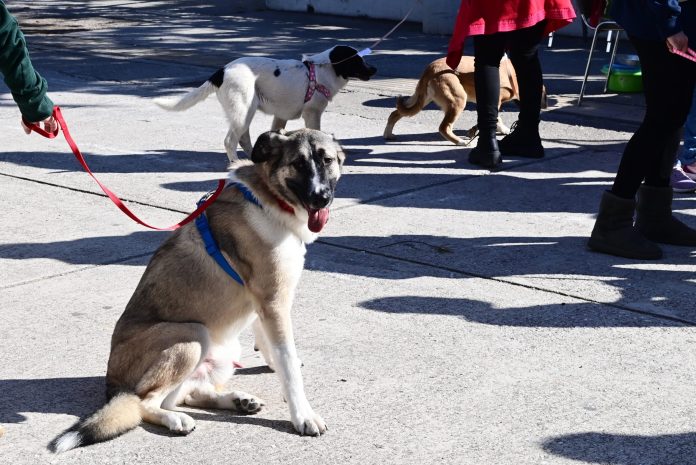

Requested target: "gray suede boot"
[
  {"left": 635, "top": 185, "right": 696, "bottom": 246},
  {"left": 588, "top": 191, "right": 662, "bottom": 259}
]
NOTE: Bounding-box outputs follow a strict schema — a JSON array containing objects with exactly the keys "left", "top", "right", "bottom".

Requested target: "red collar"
[
  {"left": 242, "top": 179, "right": 296, "bottom": 215},
  {"left": 273, "top": 194, "right": 295, "bottom": 215}
]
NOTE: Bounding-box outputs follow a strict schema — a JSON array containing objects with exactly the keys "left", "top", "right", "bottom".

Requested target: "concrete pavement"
[{"left": 1, "top": 2, "right": 696, "bottom": 464}]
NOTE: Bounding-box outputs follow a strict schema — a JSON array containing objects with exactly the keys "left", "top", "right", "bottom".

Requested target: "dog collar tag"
[{"left": 357, "top": 48, "right": 372, "bottom": 57}]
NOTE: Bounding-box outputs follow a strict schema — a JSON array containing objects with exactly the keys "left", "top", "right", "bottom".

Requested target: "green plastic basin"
[{"left": 601, "top": 64, "right": 643, "bottom": 93}]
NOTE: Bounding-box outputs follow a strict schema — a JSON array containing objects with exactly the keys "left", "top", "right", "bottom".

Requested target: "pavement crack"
[
  {"left": 0, "top": 251, "right": 154, "bottom": 290},
  {"left": 0, "top": 172, "right": 189, "bottom": 215}
]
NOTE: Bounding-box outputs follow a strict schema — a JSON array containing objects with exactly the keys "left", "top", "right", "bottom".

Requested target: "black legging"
[
  {"left": 472, "top": 21, "right": 546, "bottom": 135},
  {"left": 611, "top": 36, "right": 696, "bottom": 198}
]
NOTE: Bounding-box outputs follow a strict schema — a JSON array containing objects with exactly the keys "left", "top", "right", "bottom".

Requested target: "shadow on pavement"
[
  {"left": 0, "top": 376, "right": 105, "bottom": 424},
  {"left": 14, "top": 3, "right": 442, "bottom": 97},
  {"left": 542, "top": 432, "right": 696, "bottom": 465},
  {"left": 0, "top": 231, "right": 164, "bottom": 266},
  {"left": 185, "top": 410, "right": 296, "bottom": 435},
  {"left": 1, "top": 149, "right": 229, "bottom": 174},
  {"left": 359, "top": 296, "right": 682, "bottom": 328},
  {"left": 310, "top": 235, "right": 696, "bottom": 324}
]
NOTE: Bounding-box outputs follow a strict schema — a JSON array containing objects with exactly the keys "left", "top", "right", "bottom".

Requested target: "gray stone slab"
[
  {"left": 323, "top": 150, "right": 696, "bottom": 323},
  {"left": 2, "top": 3, "right": 695, "bottom": 465},
  {"left": 2, "top": 245, "right": 694, "bottom": 465}
]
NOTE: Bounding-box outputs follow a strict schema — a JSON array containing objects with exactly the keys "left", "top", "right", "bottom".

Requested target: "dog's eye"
[
  {"left": 292, "top": 158, "right": 306, "bottom": 169},
  {"left": 323, "top": 157, "right": 334, "bottom": 165}
]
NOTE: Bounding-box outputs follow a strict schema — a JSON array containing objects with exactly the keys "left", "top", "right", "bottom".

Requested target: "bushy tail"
[
  {"left": 51, "top": 392, "right": 141, "bottom": 453},
  {"left": 395, "top": 72, "right": 432, "bottom": 117},
  {"left": 154, "top": 80, "right": 216, "bottom": 111}
]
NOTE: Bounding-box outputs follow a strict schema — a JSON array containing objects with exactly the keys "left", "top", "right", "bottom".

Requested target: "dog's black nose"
[
  {"left": 357, "top": 65, "right": 377, "bottom": 81},
  {"left": 308, "top": 187, "right": 332, "bottom": 209}
]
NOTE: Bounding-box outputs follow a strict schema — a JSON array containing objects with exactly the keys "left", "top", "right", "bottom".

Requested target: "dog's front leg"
[
  {"left": 496, "top": 116, "right": 511, "bottom": 135},
  {"left": 302, "top": 110, "right": 321, "bottom": 131},
  {"left": 257, "top": 309, "right": 326, "bottom": 436},
  {"left": 271, "top": 116, "right": 288, "bottom": 131}
]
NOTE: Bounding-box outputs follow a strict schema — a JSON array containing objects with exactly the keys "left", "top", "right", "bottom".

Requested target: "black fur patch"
[
  {"left": 208, "top": 67, "right": 225, "bottom": 88},
  {"left": 329, "top": 45, "right": 377, "bottom": 81},
  {"left": 274, "top": 68, "right": 281, "bottom": 77}
]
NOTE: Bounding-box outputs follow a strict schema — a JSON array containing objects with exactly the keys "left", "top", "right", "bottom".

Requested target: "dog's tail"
[
  {"left": 50, "top": 392, "right": 142, "bottom": 453},
  {"left": 154, "top": 67, "right": 224, "bottom": 111},
  {"left": 395, "top": 71, "right": 431, "bottom": 117}
]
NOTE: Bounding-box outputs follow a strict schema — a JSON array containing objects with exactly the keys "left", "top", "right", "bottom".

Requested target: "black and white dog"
[{"left": 155, "top": 45, "right": 376, "bottom": 161}]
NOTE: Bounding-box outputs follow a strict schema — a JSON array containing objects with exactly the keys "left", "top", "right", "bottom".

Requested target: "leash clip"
[{"left": 197, "top": 187, "right": 222, "bottom": 208}]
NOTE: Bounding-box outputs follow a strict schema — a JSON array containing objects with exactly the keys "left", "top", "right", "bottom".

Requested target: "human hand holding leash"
[
  {"left": 666, "top": 31, "right": 689, "bottom": 53},
  {"left": 666, "top": 31, "right": 696, "bottom": 64},
  {"left": 21, "top": 114, "right": 58, "bottom": 135}
]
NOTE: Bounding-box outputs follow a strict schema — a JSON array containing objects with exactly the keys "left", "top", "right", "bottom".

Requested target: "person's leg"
[
  {"left": 611, "top": 38, "right": 693, "bottom": 198},
  {"left": 589, "top": 36, "right": 696, "bottom": 258},
  {"left": 679, "top": 90, "right": 696, "bottom": 177},
  {"left": 635, "top": 48, "right": 696, "bottom": 245},
  {"left": 469, "top": 33, "right": 506, "bottom": 169},
  {"left": 498, "top": 20, "right": 547, "bottom": 158}
]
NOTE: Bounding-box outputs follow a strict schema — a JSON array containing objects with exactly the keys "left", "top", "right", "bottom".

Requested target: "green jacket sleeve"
[{"left": 0, "top": 3, "right": 54, "bottom": 122}]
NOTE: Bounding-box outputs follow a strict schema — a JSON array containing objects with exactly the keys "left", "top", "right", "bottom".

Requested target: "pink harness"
[{"left": 304, "top": 62, "right": 331, "bottom": 102}]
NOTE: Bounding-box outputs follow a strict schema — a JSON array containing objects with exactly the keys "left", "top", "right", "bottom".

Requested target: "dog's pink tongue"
[{"left": 307, "top": 208, "right": 329, "bottom": 233}]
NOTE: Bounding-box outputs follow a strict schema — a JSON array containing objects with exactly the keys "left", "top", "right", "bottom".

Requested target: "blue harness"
[{"left": 195, "top": 182, "right": 261, "bottom": 286}]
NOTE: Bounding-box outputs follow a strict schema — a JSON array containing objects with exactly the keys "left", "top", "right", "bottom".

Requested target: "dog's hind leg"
[
  {"left": 126, "top": 323, "right": 209, "bottom": 434},
  {"left": 438, "top": 105, "right": 467, "bottom": 145},
  {"left": 183, "top": 385, "right": 265, "bottom": 414},
  {"left": 219, "top": 87, "right": 259, "bottom": 160},
  {"left": 224, "top": 128, "right": 242, "bottom": 162},
  {"left": 383, "top": 110, "right": 403, "bottom": 140},
  {"left": 239, "top": 130, "right": 253, "bottom": 155},
  {"left": 271, "top": 116, "right": 287, "bottom": 131}
]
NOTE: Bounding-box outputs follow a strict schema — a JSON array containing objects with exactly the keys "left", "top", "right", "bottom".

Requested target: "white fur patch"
[
  {"left": 302, "top": 47, "right": 333, "bottom": 64},
  {"left": 53, "top": 431, "right": 81, "bottom": 453}
]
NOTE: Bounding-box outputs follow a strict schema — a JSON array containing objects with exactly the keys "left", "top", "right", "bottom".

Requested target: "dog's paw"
[
  {"left": 164, "top": 412, "right": 196, "bottom": 435},
  {"left": 292, "top": 410, "right": 327, "bottom": 436},
  {"left": 497, "top": 126, "right": 511, "bottom": 135},
  {"left": 232, "top": 392, "right": 265, "bottom": 414},
  {"left": 383, "top": 132, "right": 396, "bottom": 141}
]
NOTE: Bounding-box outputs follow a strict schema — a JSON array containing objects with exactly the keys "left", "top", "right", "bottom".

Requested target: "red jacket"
[{"left": 446, "top": 0, "right": 576, "bottom": 69}]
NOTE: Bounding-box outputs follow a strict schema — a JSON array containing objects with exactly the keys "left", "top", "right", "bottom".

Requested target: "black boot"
[
  {"left": 469, "top": 55, "right": 502, "bottom": 171},
  {"left": 588, "top": 191, "right": 662, "bottom": 259},
  {"left": 635, "top": 185, "right": 696, "bottom": 246},
  {"left": 468, "top": 132, "right": 501, "bottom": 170},
  {"left": 498, "top": 121, "right": 544, "bottom": 158}
]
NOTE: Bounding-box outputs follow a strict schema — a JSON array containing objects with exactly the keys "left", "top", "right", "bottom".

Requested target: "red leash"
[
  {"left": 671, "top": 47, "right": 696, "bottom": 64},
  {"left": 22, "top": 106, "right": 225, "bottom": 231}
]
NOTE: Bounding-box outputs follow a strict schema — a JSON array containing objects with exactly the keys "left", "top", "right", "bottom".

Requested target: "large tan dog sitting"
[
  {"left": 384, "top": 56, "right": 540, "bottom": 146},
  {"left": 52, "top": 129, "right": 345, "bottom": 452}
]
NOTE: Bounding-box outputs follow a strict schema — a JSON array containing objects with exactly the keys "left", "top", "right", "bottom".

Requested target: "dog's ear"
[
  {"left": 331, "top": 134, "right": 346, "bottom": 167},
  {"left": 251, "top": 130, "right": 289, "bottom": 164}
]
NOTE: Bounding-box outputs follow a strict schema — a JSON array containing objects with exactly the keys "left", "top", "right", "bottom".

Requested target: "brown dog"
[
  {"left": 384, "top": 56, "right": 545, "bottom": 145},
  {"left": 52, "top": 129, "right": 345, "bottom": 452}
]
